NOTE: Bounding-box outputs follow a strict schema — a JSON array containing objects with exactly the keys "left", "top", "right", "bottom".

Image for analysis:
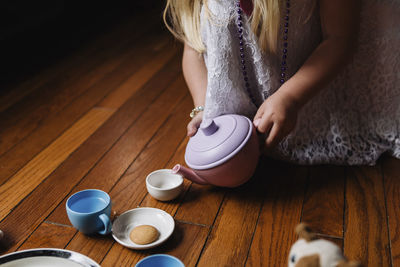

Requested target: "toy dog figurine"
[{"left": 288, "top": 224, "right": 362, "bottom": 267}]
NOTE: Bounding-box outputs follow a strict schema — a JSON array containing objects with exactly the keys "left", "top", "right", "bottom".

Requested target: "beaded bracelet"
[{"left": 190, "top": 106, "right": 204, "bottom": 118}]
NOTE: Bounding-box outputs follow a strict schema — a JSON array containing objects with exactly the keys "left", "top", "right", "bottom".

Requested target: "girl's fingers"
[
  {"left": 253, "top": 104, "right": 265, "bottom": 125},
  {"left": 257, "top": 114, "right": 273, "bottom": 135},
  {"left": 187, "top": 113, "right": 203, "bottom": 137},
  {"left": 187, "top": 120, "right": 195, "bottom": 136},
  {"left": 187, "top": 121, "right": 199, "bottom": 137},
  {"left": 187, "top": 125, "right": 196, "bottom": 137},
  {"left": 265, "top": 123, "right": 280, "bottom": 147},
  {"left": 253, "top": 110, "right": 263, "bottom": 122}
]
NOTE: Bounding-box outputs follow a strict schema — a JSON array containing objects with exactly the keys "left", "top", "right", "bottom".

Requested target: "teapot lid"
[{"left": 185, "top": 114, "right": 253, "bottom": 170}]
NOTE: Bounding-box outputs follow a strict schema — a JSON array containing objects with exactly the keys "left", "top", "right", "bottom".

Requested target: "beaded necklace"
[
  {"left": 236, "top": 0, "right": 290, "bottom": 107},
  {"left": 280, "top": 0, "right": 291, "bottom": 85}
]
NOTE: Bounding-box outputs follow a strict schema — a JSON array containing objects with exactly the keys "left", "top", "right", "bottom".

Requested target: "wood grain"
[
  {"left": 196, "top": 165, "right": 271, "bottom": 267},
  {"left": 66, "top": 232, "right": 114, "bottom": 264},
  {"left": 106, "top": 93, "right": 192, "bottom": 216},
  {"left": 0, "top": 55, "right": 182, "bottom": 253},
  {"left": 382, "top": 156, "right": 400, "bottom": 265},
  {"left": 302, "top": 165, "right": 345, "bottom": 237},
  {"left": 174, "top": 183, "right": 226, "bottom": 226},
  {"left": 0, "top": 11, "right": 162, "bottom": 148},
  {"left": 18, "top": 222, "right": 76, "bottom": 251},
  {"left": 0, "top": 33, "right": 175, "bottom": 186},
  {"left": 57, "top": 92, "right": 192, "bottom": 263},
  {"left": 101, "top": 221, "right": 209, "bottom": 267},
  {"left": 344, "top": 165, "right": 391, "bottom": 266},
  {"left": 47, "top": 76, "right": 188, "bottom": 225},
  {"left": 246, "top": 159, "right": 308, "bottom": 267},
  {"left": 0, "top": 25, "right": 157, "bottom": 157},
  {"left": 0, "top": 107, "right": 114, "bottom": 220},
  {"left": 97, "top": 42, "right": 179, "bottom": 109}
]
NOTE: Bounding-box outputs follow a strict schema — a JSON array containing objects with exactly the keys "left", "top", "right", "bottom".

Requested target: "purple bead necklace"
[
  {"left": 280, "top": 0, "right": 291, "bottom": 84},
  {"left": 236, "top": 1, "right": 257, "bottom": 106},
  {"left": 236, "top": 0, "right": 291, "bottom": 106}
]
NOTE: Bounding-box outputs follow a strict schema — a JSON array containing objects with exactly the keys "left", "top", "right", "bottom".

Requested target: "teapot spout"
[{"left": 172, "top": 164, "right": 209, "bottom": 185}]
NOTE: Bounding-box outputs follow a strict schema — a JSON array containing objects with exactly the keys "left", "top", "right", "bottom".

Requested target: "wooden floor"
[{"left": 0, "top": 5, "right": 399, "bottom": 267}]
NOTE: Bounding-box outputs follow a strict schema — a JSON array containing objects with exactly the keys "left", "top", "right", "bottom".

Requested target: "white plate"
[
  {"left": 0, "top": 248, "right": 100, "bottom": 267},
  {"left": 111, "top": 207, "right": 175, "bottom": 250}
]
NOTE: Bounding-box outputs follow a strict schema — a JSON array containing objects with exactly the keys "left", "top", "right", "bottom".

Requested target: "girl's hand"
[
  {"left": 253, "top": 90, "right": 299, "bottom": 148},
  {"left": 187, "top": 111, "right": 203, "bottom": 137}
]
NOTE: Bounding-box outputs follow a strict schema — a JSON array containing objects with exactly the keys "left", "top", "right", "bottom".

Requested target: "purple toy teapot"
[{"left": 172, "top": 114, "right": 260, "bottom": 187}]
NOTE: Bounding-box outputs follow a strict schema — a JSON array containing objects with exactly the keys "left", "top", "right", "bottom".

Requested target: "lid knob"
[{"left": 200, "top": 119, "right": 219, "bottom": 136}]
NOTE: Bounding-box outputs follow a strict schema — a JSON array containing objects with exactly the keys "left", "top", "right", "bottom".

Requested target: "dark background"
[{"left": 0, "top": 0, "right": 164, "bottom": 89}]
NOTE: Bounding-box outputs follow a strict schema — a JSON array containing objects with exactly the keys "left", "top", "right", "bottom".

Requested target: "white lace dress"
[{"left": 200, "top": 0, "right": 400, "bottom": 165}]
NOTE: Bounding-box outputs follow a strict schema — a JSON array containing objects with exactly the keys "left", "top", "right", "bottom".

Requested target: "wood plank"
[
  {"left": 174, "top": 183, "right": 226, "bottom": 226},
  {"left": 0, "top": 43, "right": 122, "bottom": 156},
  {"left": 0, "top": 18, "right": 164, "bottom": 158},
  {"left": 344, "top": 165, "right": 391, "bottom": 266},
  {"left": 65, "top": 232, "right": 114, "bottom": 264},
  {"left": 382, "top": 156, "right": 400, "bottom": 265},
  {"left": 0, "top": 25, "right": 167, "bottom": 156},
  {"left": 18, "top": 222, "right": 76, "bottom": 251},
  {"left": 47, "top": 76, "right": 189, "bottom": 225},
  {"left": 0, "top": 107, "right": 114, "bottom": 221},
  {"left": 0, "top": 55, "right": 182, "bottom": 253},
  {"left": 301, "top": 165, "right": 345, "bottom": 237},
  {"left": 245, "top": 159, "right": 308, "bottom": 267},
  {"left": 100, "top": 221, "right": 209, "bottom": 267},
  {"left": 196, "top": 164, "right": 271, "bottom": 267},
  {"left": 97, "top": 41, "right": 180, "bottom": 109},
  {"left": 0, "top": 33, "right": 176, "bottom": 186}
]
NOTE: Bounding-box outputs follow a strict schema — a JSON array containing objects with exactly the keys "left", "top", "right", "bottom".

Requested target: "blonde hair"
[{"left": 163, "top": 0, "right": 281, "bottom": 54}]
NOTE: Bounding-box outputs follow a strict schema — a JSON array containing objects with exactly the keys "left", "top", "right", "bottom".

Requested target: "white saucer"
[
  {"left": 0, "top": 248, "right": 100, "bottom": 266},
  {"left": 111, "top": 207, "right": 175, "bottom": 250}
]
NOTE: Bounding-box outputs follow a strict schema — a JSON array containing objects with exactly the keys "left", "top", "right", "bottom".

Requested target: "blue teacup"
[
  {"left": 66, "top": 189, "right": 112, "bottom": 235},
  {"left": 135, "top": 254, "right": 185, "bottom": 267}
]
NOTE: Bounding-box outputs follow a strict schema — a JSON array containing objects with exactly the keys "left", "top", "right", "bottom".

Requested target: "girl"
[{"left": 163, "top": 0, "right": 400, "bottom": 165}]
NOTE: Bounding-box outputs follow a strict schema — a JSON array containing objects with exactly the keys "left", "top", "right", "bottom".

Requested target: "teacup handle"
[{"left": 98, "top": 214, "right": 111, "bottom": 235}]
